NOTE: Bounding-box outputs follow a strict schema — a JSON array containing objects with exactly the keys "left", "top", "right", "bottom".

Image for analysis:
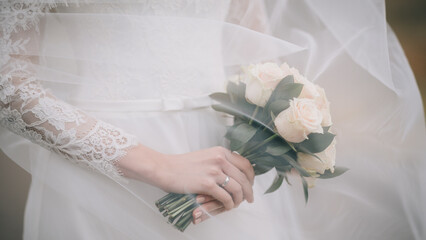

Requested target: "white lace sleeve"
[{"left": 0, "top": 1, "right": 139, "bottom": 181}]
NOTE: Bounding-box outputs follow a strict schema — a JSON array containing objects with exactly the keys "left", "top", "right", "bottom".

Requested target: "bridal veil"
[{"left": 1, "top": 0, "right": 425, "bottom": 239}]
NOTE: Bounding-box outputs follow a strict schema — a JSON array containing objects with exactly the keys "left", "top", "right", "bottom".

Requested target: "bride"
[{"left": 1, "top": 0, "right": 425, "bottom": 239}]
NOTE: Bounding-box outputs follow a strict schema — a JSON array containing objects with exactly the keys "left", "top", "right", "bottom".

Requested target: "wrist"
[{"left": 117, "top": 144, "right": 165, "bottom": 185}]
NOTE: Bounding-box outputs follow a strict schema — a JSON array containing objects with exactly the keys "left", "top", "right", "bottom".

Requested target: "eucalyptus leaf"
[
  {"left": 281, "top": 153, "right": 311, "bottom": 177},
  {"left": 230, "top": 123, "right": 257, "bottom": 145},
  {"left": 268, "top": 99, "right": 290, "bottom": 115},
  {"left": 230, "top": 140, "right": 244, "bottom": 152},
  {"left": 318, "top": 167, "right": 349, "bottom": 179},
  {"left": 276, "top": 165, "right": 292, "bottom": 174},
  {"left": 275, "top": 83, "right": 304, "bottom": 100},
  {"left": 265, "top": 141, "right": 291, "bottom": 156},
  {"left": 265, "top": 75, "right": 293, "bottom": 109},
  {"left": 265, "top": 174, "right": 284, "bottom": 194},
  {"left": 284, "top": 174, "right": 292, "bottom": 186},
  {"left": 276, "top": 166, "right": 293, "bottom": 186},
  {"left": 210, "top": 91, "right": 257, "bottom": 118},
  {"left": 323, "top": 126, "right": 331, "bottom": 132},
  {"left": 265, "top": 75, "right": 303, "bottom": 109},
  {"left": 210, "top": 92, "right": 231, "bottom": 104},
  {"left": 224, "top": 124, "right": 240, "bottom": 139},
  {"left": 252, "top": 155, "right": 288, "bottom": 168},
  {"left": 253, "top": 164, "right": 274, "bottom": 175},
  {"left": 281, "top": 75, "right": 295, "bottom": 85},
  {"left": 211, "top": 104, "right": 275, "bottom": 133},
  {"left": 226, "top": 81, "right": 246, "bottom": 104},
  {"left": 270, "top": 111, "right": 276, "bottom": 121},
  {"left": 301, "top": 177, "right": 309, "bottom": 203},
  {"left": 251, "top": 127, "right": 276, "bottom": 143},
  {"left": 295, "top": 131, "right": 335, "bottom": 154}
]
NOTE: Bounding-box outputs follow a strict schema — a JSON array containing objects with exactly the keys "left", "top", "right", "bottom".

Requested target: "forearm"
[{"left": 117, "top": 144, "right": 166, "bottom": 185}]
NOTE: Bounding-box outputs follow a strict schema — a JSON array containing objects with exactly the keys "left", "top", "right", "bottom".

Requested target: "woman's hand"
[
  {"left": 118, "top": 145, "right": 255, "bottom": 210},
  {"left": 192, "top": 195, "right": 226, "bottom": 224}
]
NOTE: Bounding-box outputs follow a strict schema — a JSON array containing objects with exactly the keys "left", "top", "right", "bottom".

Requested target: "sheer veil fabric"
[{"left": 0, "top": 0, "right": 425, "bottom": 239}]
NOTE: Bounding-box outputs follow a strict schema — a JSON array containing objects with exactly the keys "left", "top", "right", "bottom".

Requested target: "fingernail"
[
  {"left": 196, "top": 196, "right": 205, "bottom": 203},
  {"left": 194, "top": 218, "right": 202, "bottom": 224},
  {"left": 194, "top": 211, "right": 202, "bottom": 218},
  {"left": 232, "top": 151, "right": 241, "bottom": 155}
]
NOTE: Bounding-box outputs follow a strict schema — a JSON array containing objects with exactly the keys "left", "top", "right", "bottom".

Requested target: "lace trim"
[
  {"left": 78, "top": 121, "right": 138, "bottom": 179},
  {"left": 0, "top": 64, "right": 139, "bottom": 181},
  {"left": 0, "top": 1, "right": 139, "bottom": 181}
]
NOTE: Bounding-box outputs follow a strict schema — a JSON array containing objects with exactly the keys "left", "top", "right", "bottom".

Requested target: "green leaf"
[
  {"left": 210, "top": 92, "right": 257, "bottom": 118},
  {"left": 250, "top": 127, "right": 276, "bottom": 143},
  {"left": 210, "top": 92, "right": 231, "bottom": 104},
  {"left": 224, "top": 124, "right": 240, "bottom": 140},
  {"left": 230, "top": 140, "right": 243, "bottom": 152},
  {"left": 281, "top": 153, "right": 311, "bottom": 177},
  {"left": 265, "top": 75, "right": 303, "bottom": 109},
  {"left": 295, "top": 131, "right": 335, "bottom": 154},
  {"left": 226, "top": 81, "right": 246, "bottom": 104},
  {"left": 265, "top": 174, "right": 284, "bottom": 194},
  {"left": 265, "top": 140, "right": 291, "bottom": 156},
  {"left": 228, "top": 123, "right": 258, "bottom": 151},
  {"left": 265, "top": 75, "right": 292, "bottom": 108},
  {"left": 276, "top": 165, "right": 292, "bottom": 175},
  {"left": 270, "top": 111, "right": 277, "bottom": 121},
  {"left": 253, "top": 164, "right": 274, "bottom": 175},
  {"left": 301, "top": 177, "right": 309, "bottom": 204},
  {"left": 251, "top": 155, "right": 288, "bottom": 168},
  {"left": 276, "top": 166, "right": 292, "bottom": 186},
  {"left": 276, "top": 83, "right": 304, "bottom": 100},
  {"left": 230, "top": 123, "right": 257, "bottom": 144},
  {"left": 284, "top": 174, "right": 292, "bottom": 186},
  {"left": 318, "top": 167, "right": 349, "bottom": 179},
  {"left": 211, "top": 104, "right": 275, "bottom": 133},
  {"left": 268, "top": 99, "right": 290, "bottom": 115}
]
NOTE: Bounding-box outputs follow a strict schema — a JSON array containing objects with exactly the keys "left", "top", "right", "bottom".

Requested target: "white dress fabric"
[{"left": 0, "top": 0, "right": 425, "bottom": 240}]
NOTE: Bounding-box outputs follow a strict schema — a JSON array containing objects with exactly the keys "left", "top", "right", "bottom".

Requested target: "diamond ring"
[{"left": 221, "top": 176, "right": 230, "bottom": 188}]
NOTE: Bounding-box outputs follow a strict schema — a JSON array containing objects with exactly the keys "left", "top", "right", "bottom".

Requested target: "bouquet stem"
[
  {"left": 155, "top": 193, "right": 198, "bottom": 232},
  {"left": 155, "top": 135, "right": 277, "bottom": 232}
]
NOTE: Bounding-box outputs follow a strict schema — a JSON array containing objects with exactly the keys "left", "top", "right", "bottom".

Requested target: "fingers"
[
  {"left": 204, "top": 182, "right": 234, "bottom": 210},
  {"left": 196, "top": 194, "right": 215, "bottom": 204},
  {"left": 218, "top": 175, "right": 244, "bottom": 207},
  {"left": 192, "top": 200, "right": 225, "bottom": 224},
  {"left": 221, "top": 158, "right": 254, "bottom": 203},
  {"left": 227, "top": 151, "right": 255, "bottom": 186},
  {"left": 197, "top": 207, "right": 226, "bottom": 224}
]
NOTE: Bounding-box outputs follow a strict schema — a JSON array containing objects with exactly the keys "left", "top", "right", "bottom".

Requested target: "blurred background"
[
  {"left": 387, "top": 0, "right": 426, "bottom": 108},
  {"left": 1, "top": 1, "right": 425, "bottom": 239}
]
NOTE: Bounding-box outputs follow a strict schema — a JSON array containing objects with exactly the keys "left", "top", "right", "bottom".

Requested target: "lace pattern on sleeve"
[{"left": 0, "top": 1, "right": 138, "bottom": 181}]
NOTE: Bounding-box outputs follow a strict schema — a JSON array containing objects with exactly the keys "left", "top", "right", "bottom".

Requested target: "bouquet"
[{"left": 155, "top": 62, "right": 348, "bottom": 232}]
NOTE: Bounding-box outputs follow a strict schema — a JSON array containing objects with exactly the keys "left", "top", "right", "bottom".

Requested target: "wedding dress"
[{"left": 1, "top": 0, "right": 425, "bottom": 239}]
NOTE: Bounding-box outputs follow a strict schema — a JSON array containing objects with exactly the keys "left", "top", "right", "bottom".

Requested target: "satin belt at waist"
[{"left": 69, "top": 95, "right": 213, "bottom": 112}]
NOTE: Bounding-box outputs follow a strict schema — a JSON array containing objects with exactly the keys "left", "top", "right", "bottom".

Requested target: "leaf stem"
[
  {"left": 244, "top": 134, "right": 278, "bottom": 156},
  {"left": 248, "top": 106, "right": 259, "bottom": 125}
]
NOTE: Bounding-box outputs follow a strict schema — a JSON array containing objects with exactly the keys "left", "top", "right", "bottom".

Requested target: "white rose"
[
  {"left": 279, "top": 62, "right": 293, "bottom": 77},
  {"left": 281, "top": 63, "right": 319, "bottom": 99},
  {"left": 314, "top": 85, "right": 332, "bottom": 126},
  {"left": 274, "top": 98, "right": 323, "bottom": 143},
  {"left": 297, "top": 139, "right": 336, "bottom": 174},
  {"left": 245, "top": 62, "right": 285, "bottom": 107}
]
